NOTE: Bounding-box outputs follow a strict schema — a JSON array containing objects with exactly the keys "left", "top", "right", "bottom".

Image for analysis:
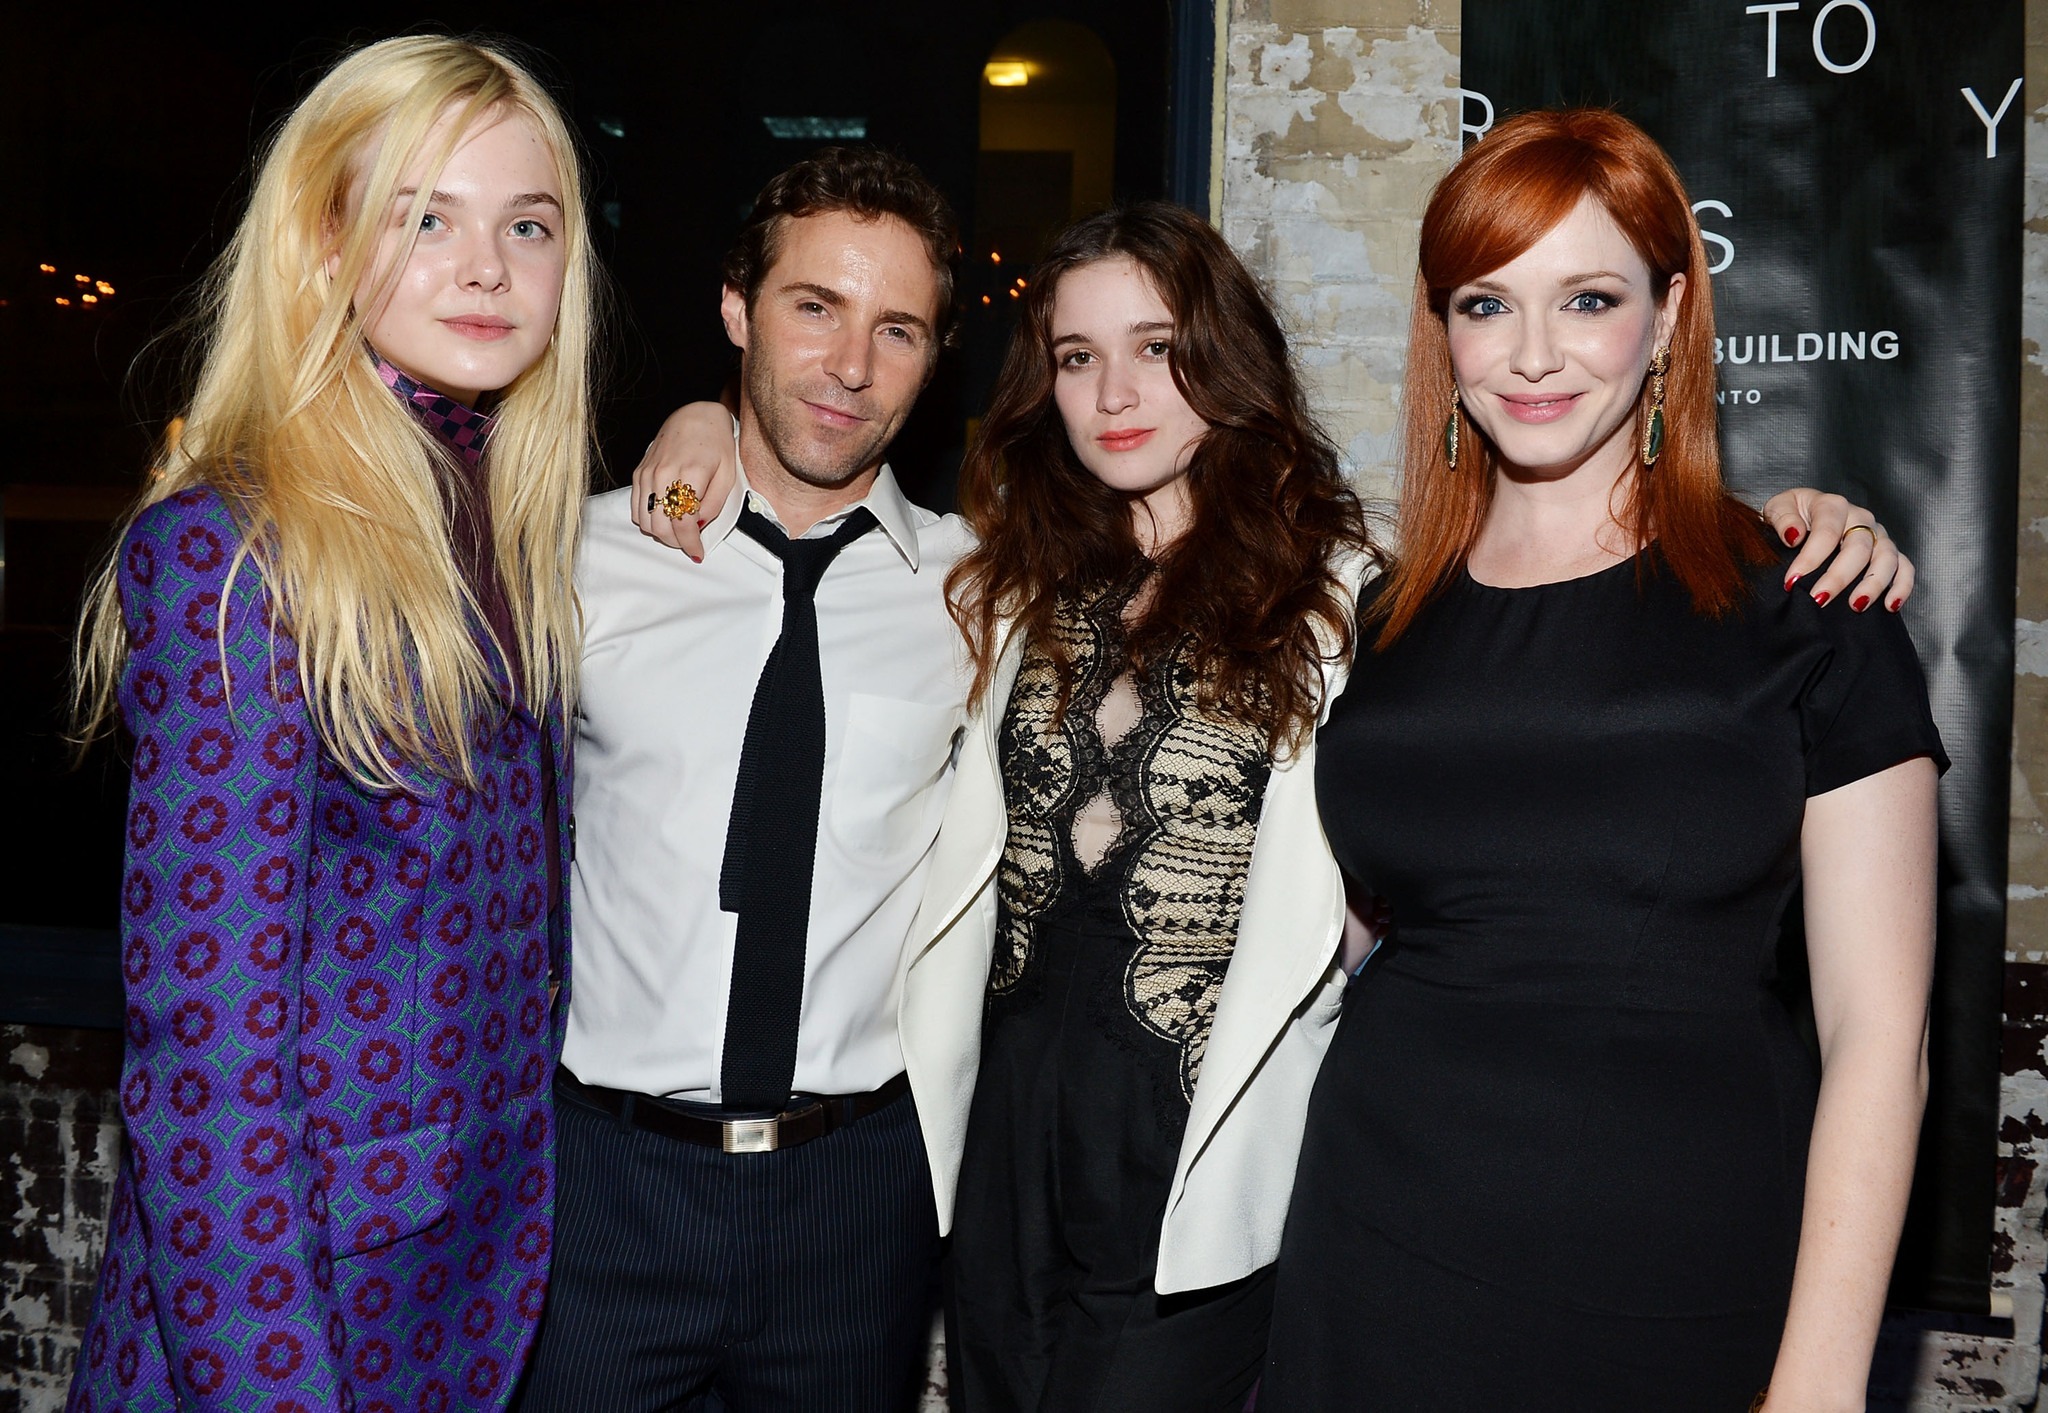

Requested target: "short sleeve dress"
[{"left": 1260, "top": 547, "right": 1945, "bottom": 1412}]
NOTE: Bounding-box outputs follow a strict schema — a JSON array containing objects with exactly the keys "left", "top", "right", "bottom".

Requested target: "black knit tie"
[{"left": 718, "top": 504, "right": 878, "bottom": 1112}]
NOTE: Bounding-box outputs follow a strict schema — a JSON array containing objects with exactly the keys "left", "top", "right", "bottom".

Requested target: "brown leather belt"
[{"left": 556, "top": 1066, "right": 910, "bottom": 1154}]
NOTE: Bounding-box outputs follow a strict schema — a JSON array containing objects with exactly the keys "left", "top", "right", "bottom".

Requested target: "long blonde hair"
[{"left": 74, "top": 34, "right": 598, "bottom": 789}]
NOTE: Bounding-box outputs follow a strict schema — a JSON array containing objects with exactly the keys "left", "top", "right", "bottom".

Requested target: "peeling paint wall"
[
  {"left": 1220, "top": 0, "right": 1462, "bottom": 507},
  {"left": 1981, "top": 9, "right": 2048, "bottom": 1411},
  {"left": 0, "top": 1025, "right": 122, "bottom": 1413}
]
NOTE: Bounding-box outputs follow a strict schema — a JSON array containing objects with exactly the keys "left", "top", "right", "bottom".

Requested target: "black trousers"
[
  {"left": 948, "top": 899, "right": 1274, "bottom": 1413},
  {"left": 515, "top": 1074, "right": 940, "bottom": 1413}
]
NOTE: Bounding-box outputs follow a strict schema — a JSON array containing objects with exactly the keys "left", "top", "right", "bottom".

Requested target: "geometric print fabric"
[{"left": 68, "top": 486, "right": 572, "bottom": 1413}]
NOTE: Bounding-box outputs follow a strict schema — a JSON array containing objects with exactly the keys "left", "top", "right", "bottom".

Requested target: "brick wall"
[
  {"left": 1220, "top": 0, "right": 1460, "bottom": 507},
  {"left": 1964, "top": 8, "right": 2048, "bottom": 1408},
  {"left": 0, "top": 1025, "right": 122, "bottom": 1413}
]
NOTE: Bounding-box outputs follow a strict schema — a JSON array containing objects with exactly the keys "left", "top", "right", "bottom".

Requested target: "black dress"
[
  {"left": 1262, "top": 550, "right": 1945, "bottom": 1412},
  {"left": 949, "top": 579, "right": 1276, "bottom": 1413}
]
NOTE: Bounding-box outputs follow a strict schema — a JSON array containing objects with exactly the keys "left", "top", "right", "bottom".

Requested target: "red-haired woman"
[
  {"left": 1262, "top": 109, "right": 1943, "bottom": 1411},
  {"left": 626, "top": 198, "right": 1914, "bottom": 1412}
]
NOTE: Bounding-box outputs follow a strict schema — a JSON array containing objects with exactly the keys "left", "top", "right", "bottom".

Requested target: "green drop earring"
[{"left": 1641, "top": 347, "right": 1670, "bottom": 466}]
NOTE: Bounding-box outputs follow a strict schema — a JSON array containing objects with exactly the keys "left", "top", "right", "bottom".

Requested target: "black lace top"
[{"left": 991, "top": 576, "right": 1273, "bottom": 1101}]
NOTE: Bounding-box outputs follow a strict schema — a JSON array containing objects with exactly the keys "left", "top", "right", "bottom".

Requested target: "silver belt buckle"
[{"left": 723, "top": 1117, "right": 779, "bottom": 1154}]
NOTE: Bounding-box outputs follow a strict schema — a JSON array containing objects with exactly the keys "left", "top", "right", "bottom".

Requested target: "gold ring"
[
  {"left": 1842, "top": 524, "right": 1878, "bottom": 547},
  {"left": 660, "top": 482, "right": 702, "bottom": 520}
]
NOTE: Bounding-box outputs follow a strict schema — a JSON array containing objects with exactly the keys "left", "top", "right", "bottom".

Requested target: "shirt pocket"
[{"left": 830, "top": 693, "right": 962, "bottom": 863}]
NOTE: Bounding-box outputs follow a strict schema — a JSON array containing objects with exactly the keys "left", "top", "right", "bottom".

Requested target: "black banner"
[{"left": 1464, "top": 1, "right": 2022, "bottom": 1313}]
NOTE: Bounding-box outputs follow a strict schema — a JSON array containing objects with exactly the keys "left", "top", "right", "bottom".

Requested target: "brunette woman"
[
  {"left": 629, "top": 201, "right": 1913, "bottom": 1413},
  {"left": 69, "top": 36, "right": 595, "bottom": 1411},
  {"left": 932, "top": 205, "right": 1373, "bottom": 1412},
  {"left": 1262, "top": 109, "right": 1941, "bottom": 1412},
  {"left": 631, "top": 205, "right": 1378, "bottom": 1409},
  {"left": 630, "top": 218, "right": 1915, "bottom": 1413}
]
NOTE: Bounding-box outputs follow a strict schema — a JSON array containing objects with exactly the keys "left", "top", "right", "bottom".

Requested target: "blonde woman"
[{"left": 68, "top": 36, "right": 595, "bottom": 1412}]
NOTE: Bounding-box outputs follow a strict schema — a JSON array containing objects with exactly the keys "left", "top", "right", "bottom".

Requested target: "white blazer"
[{"left": 896, "top": 556, "right": 1373, "bottom": 1294}]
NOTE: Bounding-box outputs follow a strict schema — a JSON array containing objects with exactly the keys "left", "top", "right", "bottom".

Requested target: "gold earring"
[
  {"left": 1444, "top": 384, "right": 1461, "bottom": 469},
  {"left": 1641, "top": 347, "right": 1669, "bottom": 466}
]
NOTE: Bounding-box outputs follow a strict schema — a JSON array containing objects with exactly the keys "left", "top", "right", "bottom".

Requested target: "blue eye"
[
  {"left": 510, "top": 219, "right": 551, "bottom": 239},
  {"left": 418, "top": 212, "right": 447, "bottom": 233},
  {"left": 1457, "top": 294, "right": 1506, "bottom": 318},
  {"left": 1568, "top": 291, "right": 1615, "bottom": 313}
]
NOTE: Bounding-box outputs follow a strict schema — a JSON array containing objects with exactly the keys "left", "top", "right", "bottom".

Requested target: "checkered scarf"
[{"left": 372, "top": 352, "right": 497, "bottom": 466}]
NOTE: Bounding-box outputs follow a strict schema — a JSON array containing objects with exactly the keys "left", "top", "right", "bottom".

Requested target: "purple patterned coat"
[{"left": 68, "top": 486, "right": 571, "bottom": 1413}]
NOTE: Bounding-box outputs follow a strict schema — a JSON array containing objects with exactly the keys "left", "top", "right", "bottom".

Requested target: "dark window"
[{"left": 0, "top": 4, "right": 1181, "bottom": 975}]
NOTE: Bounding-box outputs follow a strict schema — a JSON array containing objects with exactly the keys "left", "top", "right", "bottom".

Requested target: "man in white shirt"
[{"left": 517, "top": 149, "right": 971, "bottom": 1412}]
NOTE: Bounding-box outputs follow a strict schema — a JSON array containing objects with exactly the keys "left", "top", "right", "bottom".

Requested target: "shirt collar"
[
  {"left": 700, "top": 417, "right": 924, "bottom": 572},
  {"left": 372, "top": 351, "right": 496, "bottom": 468}
]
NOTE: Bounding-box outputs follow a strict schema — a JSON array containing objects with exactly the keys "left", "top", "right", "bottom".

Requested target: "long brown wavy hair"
[
  {"left": 1373, "top": 107, "right": 1772, "bottom": 649},
  {"left": 947, "top": 202, "right": 1377, "bottom": 754}
]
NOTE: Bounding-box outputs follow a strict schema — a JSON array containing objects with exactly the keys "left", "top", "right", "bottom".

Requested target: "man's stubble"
[{"left": 743, "top": 350, "right": 903, "bottom": 491}]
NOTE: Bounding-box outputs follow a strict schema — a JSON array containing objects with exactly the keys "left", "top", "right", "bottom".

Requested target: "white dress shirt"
[{"left": 566, "top": 457, "right": 974, "bottom": 1100}]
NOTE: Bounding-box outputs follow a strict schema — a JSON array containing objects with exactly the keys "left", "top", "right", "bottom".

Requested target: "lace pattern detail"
[{"left": 992, "top": 578, "right": 1271, "bottom": 1098}]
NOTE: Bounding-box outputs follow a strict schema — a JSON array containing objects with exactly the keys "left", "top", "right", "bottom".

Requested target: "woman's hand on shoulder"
[
  {"left": 1761, "top": 488, "right": 1916, "bottom": 612},
  {"left": 629, "top": 402, "right": 738, "bottom": 562}
]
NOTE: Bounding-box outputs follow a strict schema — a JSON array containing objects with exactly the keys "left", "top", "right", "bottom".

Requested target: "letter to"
[
  {"left": 1811, "top": 0, "right": 1875, "bottom": 74},
  {"left": 1746, "top": 3, "right": 1801, "bottom": 78}
]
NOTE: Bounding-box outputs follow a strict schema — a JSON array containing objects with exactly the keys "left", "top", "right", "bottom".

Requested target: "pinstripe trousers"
[{"left": 514, "top": 1073, "right": 940, "bottom": 1413}]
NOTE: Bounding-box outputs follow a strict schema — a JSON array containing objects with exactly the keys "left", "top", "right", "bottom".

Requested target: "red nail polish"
[
  {"left": 1814, "top": 591, "right": 1830, "bottom": 606},
  {"left": 1888, "top": 598, "right": 1902, "bottom": 612},
  {"left": 1852, "top": 595, "right": 1870, "bottom": 612},
  {"left": 1785, "top": 526, "right": 1801, "bottom": 545},
  {"left": 1784, "top": 574, "right": 1800, "bottom": 592}
]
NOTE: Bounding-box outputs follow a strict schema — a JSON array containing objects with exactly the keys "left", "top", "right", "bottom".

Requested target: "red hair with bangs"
[{"left": 1372, "top": 107, "right": 1772, "bottom": 648}]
